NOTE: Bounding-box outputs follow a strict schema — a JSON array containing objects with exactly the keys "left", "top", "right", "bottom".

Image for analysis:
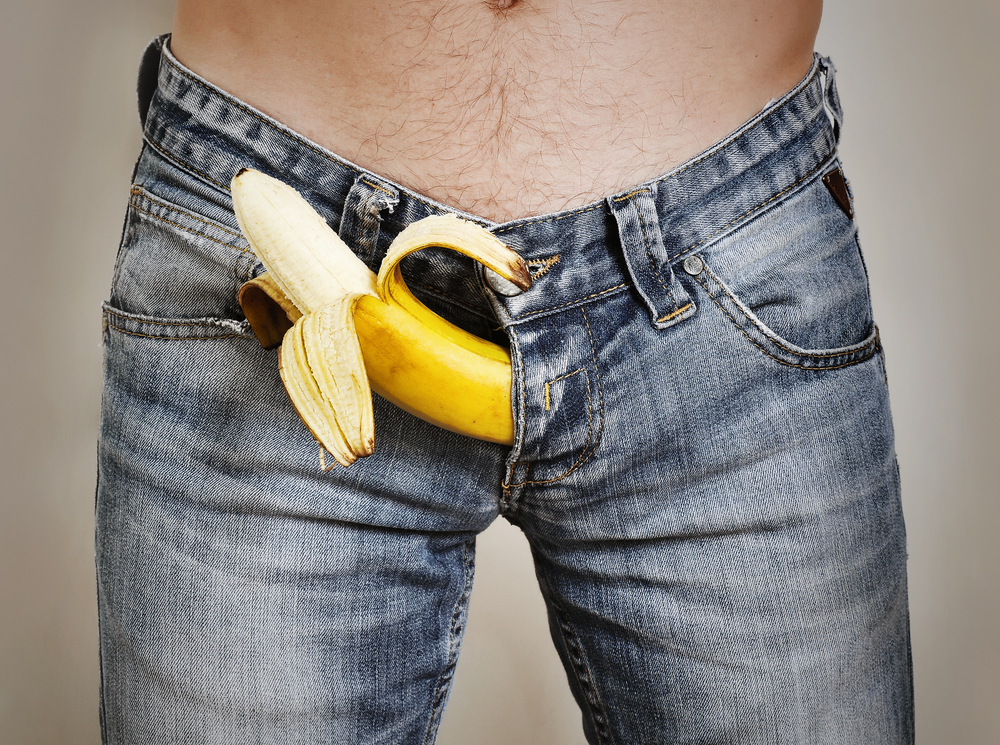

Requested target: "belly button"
[{"left": 491, "top": 0, "right": 520, "bottom": 10}]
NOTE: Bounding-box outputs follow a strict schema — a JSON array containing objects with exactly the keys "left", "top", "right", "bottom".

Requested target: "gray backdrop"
[{"left": 2, "top": 1, "right": 997, "bottom": 743}]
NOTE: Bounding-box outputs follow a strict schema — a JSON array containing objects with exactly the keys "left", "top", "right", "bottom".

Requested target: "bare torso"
[{"left": 172, "top": 0, "right": 822, "bottom": 222}]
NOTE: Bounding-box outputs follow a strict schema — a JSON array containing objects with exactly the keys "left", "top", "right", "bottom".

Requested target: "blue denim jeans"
[{"left": 97, "top": 36, "right": 913, "bottom": 744}]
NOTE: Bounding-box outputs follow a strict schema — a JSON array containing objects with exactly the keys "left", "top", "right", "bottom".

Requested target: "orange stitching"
[
  {"left": 513, "top": 283, "right": 627, "bottom": 321},
  {"left": 544, "top": 368, "right": 586, "bottom": 411},
  {"left": 132, "top": 188, "right": 243, "bottom": 239},
  {"left": 526, "top": 255, "right": 560, "bottom": 279},
  {"left": 361, "top": 179, "right": 397, "bottom": 198},
  {"left": 700, "top": 265, "right": 878, "bottom": 359},
  {"left": 611, "top": 187, "right": 652, "bottom": 204},
  {"left": 656, "top": 303, "right": 693, "bottom": 323},
  {"left": 512, "top": 307, "right": 605, "bottom": 488},
  {"left": 693, "top": 274, "right": 879, "bottom": 370},
  {"left": 509, "top": 369, "right": 595, "bottom": 488}
]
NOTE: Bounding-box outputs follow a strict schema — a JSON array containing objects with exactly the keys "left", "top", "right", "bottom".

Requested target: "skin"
[{"left": 172, "top": 0, "right": 823, "bottom": 223}]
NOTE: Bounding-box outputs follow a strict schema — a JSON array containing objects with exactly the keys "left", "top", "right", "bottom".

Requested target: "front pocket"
[
  {"left": 103, "top": 304, "right": 252, "bottom": 342},
  {"left": 690, "top": 260, "right": 880, "bottom": 370},
  {"left": 686, "top": 167, "right": 880, "bottom": 371},
  {"left": 109, "top": 185, "right": 253, "bottom": 322}
]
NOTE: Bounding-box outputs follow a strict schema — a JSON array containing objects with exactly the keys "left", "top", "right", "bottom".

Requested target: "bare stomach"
[{"left": 172, "top": 0, "right": 822, "bottom": 223}]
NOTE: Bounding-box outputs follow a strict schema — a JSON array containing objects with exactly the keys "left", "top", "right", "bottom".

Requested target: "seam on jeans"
[
  {"left": 360, "top": 178, "right": 397, "bottom": 198},
  {"left": 667, "top": 163, "right": 826, "bottom": 262},
  {"left": 509, "top": 372, "right": 594, "bottom": 488},
  {"left": 580, "top": 306, "right": 606, "bottom": 458},
  {"left": 129, "top": 203, "right": 244, "bottom": 251},
  {"left": 511, "top": 307, "right": 604, "bottom": 488},
  {"left": 610, "top": 187, "right": 651, "bottom": 204},
  {"left": 546, "top": 598, "right": 615, "bottom": 744},
  {"left": 423, "top": 539, "right": 475, "bottom": 745},
  {"left": 693, "top": 274, "right": 880, "bottom": 369},
  {"left": 700, "top": 265, "right": 879, "bottom": 359},
  {"left": 102, "top": 308, "right": 246, "bottom": 330},
  {"left": 104, "top": 321, "right": 246, "bottom": 341},
  {"left": 656, "top": 303, "right": 693, "bottom": 323},
  {"left": 501, "top": 324, "right": 527, "bottom": 509},
  {"left": 512, "top": 283, "right": 627, "bottom": 321},
  {"left": 543, "top": 368, "right": 586, "bottom": 411},
  {"left": 110, "top": 212, "right": 138, "bottom": 303},
  {"left": 131, "top": 186, "right": 244, "bottom": 239},
  {"left": 505, "top": 462, "right": 530, "bottom": 522},
  {"left": 130, "top": 187, "right": 259, "bottom": 295}
]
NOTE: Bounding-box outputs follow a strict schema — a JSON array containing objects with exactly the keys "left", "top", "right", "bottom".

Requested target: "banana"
[{"left": 231, "top": 168, "right": 531, "bottom": 466}]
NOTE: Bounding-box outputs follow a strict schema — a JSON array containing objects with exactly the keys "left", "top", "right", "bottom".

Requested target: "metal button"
[
  {"left": 485, "top": 267, "right": 524, "bottom": 297},
  {"left": 682, "top": 255, "right": 704, "bottom": 276}
]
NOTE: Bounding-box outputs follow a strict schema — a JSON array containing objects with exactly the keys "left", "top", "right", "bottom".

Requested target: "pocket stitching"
[
  {"left": 129, "top": 196, "right": 243, "bottom": 252},
  {"left": 103, "top": 320, "right": 248, "bottom": 342},
  {"left": 512, "top": 306, "right": 605, "bottom": 487},
  {"left": 129, "top": 185, "right": 258, "bottom": 302},
  {"left": 131, "top": 186, "right": 244, "bottom": 240},
  {"left": 103, "top": 305, "right": 252, "bottom": 341},
  {"left": 693, "top": 269, "right": 879, "bottom": 370},
  {"left": 702, "top": 264, "right": 877, "bottom": 358}
]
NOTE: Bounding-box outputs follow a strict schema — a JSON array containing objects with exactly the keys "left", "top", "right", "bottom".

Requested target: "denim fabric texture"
[{"left": 97, "top": 35, "right": 914, "bottom": 744}]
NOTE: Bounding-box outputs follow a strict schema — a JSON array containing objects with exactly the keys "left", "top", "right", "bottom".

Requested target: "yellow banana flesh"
[{"left": 230, "top": 169, "right": 531, "bottom": 465}]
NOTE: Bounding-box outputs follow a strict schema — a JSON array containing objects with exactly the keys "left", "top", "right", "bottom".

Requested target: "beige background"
[{"left": 2, "top": 1, "right": 998, "bottom": 743}]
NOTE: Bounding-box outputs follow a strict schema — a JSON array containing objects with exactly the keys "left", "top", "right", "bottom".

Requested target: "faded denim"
[{"left": 97, "top": 35, "right": 914, "bottom": 745}]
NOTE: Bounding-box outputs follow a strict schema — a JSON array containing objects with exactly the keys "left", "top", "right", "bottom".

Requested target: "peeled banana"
[{"left": 231, "top": 169, "right": 531, "bottom": 466}]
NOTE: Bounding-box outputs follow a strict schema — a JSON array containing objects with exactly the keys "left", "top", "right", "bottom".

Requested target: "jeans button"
[
  {"left": 682, "top": 255, "right": 704, "bottom": 276},
  {"left": 485, "top": 267, "right": 525, "bottom": 297}
]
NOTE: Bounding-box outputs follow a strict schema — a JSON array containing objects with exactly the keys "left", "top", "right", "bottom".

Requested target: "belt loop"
[
  {"left": 817, "top": 55, "right": 843, "bottom": 143},
  {"left": 607, "top": 186, "right": 696, "bottom": 330},
  {"left": 338, "top": 176, "right": 400, "bottom": 270}
]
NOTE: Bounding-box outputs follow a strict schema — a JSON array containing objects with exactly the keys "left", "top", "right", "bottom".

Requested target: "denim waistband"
[{"left": 140, "top": 36, "right": 843, "bottom": 328}]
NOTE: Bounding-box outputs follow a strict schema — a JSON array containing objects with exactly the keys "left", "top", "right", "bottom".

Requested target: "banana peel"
[{"left": 231, "top": 169, "right": 531, "bottom": 465}]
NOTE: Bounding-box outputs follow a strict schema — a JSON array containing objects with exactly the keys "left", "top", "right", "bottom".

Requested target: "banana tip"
[{"left": 511, "top": 262, "right": 533, "bottom": 291}]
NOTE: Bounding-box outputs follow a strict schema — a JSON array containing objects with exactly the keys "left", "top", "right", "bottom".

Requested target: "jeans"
[{"left": 97, "top": 35, "right": 914, "bottom": 744}]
